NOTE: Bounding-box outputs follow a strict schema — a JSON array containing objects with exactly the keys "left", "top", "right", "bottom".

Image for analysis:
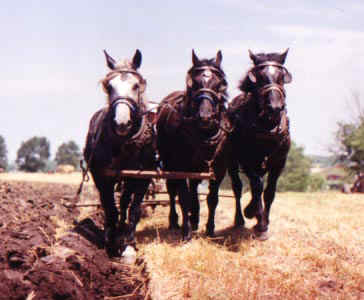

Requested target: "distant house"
[{"left": 326, "top": 174, "right": 343, "bottom": 181}]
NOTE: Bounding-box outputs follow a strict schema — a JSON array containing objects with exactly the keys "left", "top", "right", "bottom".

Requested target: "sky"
[{"left": 2, "top": 0, "right": 364, "bottom": 161}]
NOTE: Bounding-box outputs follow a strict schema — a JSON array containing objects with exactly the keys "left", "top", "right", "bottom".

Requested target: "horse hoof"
[
  {"left": 121, "top": 245, "right": 137, "bottom": 265},
  {"left": 244, "top": 206, "right": 257, "bottom": 219},
  {"left": 182, "top": 232, "right": 192, "bottom": 242},
  {"left": 253, "top": 229, "right": 270, "bottom": 241},
  {"left": 169, "top": 223, "right": 180, "bottom": 230},
  {"left": 234, "top": 218, "right": 245, "bottom": 228},
  {"left": 206, "top": 230, "right": 215, "bottom": 238},
  {"left": 206, "top": 225, "right": 215, "bottom": 237},
  {"left": 191, "top": 223, "right": 199, "bottom": 231}
]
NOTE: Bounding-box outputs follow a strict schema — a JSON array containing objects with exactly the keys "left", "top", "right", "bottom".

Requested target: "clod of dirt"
[{"left": 0, "top": 180, "right": 150, "bottom": 300}]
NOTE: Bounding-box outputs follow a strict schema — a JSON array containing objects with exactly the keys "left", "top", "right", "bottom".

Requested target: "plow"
[{"left": 65, "top": 169, "right": 234, "bottom": 210}]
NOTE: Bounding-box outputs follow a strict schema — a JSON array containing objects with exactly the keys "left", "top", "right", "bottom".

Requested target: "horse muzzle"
[{"left": 113, "top": 120, "right": 133, "bottom": 136}]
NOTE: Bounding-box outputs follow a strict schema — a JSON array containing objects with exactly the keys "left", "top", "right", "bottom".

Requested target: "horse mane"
[{"left": 238, "top": 72, "right": 252, "bottom": 93}]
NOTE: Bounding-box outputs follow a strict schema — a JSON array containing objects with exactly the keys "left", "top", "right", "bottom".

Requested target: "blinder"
[
  {"left": 247, "top": 61, "right": 292, "bottom": 106},
  {"left": 247, "top": 61, "right": 292, "bottom": 85},
  {"left": 186, "top": 65, "right": 226, "bottom": 100},
  {"left": 104, "top": 69, "right": 147, "bottom": 95},
  {"left": 186, "top": 66, "right": 224, "bottom": 84}
]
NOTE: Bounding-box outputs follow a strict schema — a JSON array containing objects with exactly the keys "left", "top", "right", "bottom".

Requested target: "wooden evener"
[{"left": 118, "top": 170, "right": 215, "bottom": 180}]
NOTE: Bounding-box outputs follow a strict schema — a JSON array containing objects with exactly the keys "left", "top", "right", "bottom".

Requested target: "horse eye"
[
  {"left": 105, "top": 83, "right": 112, "bottom": 92},
  {"left": 133, "top": 83, "right": 139, "bottom": 91}
]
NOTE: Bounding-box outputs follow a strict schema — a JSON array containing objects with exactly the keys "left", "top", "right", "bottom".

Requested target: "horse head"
[
  {"left": 185, "top": 50, "right": 227, "bottom": 131},
  {"left": 240, "top": 49, "right": 292, "bottom": 128},
  {"left": 101, "top": 49, "right": 147, "bottom": 137}
]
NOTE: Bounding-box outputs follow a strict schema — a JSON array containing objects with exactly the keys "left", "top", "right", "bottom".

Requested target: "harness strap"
[
  {"left": 76, "top": 110, "right": 107, "bottom": 197},
  {"left": 257, "top": 84, "right": 286, "bottom": 99}
]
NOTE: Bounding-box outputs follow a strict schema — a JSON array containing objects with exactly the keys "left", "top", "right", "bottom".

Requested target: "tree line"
[
  {"left": 0, "top": 136, "right": 81, "bottom": 172},
  {"left": 0, "top": 99, "right": 362, "bottom": 192}
]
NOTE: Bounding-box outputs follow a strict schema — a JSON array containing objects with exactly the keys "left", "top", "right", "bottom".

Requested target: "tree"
[
  {"left": 16, "top": 136, "right": 50, "bottom": 172},
  {"left": 0, "top": 135, "right": 8, "bottom": 170},
  {"left": 334, "top": 92, "right": 364, "bottom": 174},
  {"left": 55, "top": 141, "right": 81, "bottom": 168},
  {"left": 277, "top": 141, "right": 312, "bottom": 192}
]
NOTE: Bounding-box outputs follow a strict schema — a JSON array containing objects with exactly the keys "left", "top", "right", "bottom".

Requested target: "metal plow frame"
[{"left": 104, "top": 169, "right": 215, "bottom": 180}]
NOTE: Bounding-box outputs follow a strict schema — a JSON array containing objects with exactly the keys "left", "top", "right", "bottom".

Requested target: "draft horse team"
[{"left": 83, "top": 47, "right": 293, "bottom": 257}]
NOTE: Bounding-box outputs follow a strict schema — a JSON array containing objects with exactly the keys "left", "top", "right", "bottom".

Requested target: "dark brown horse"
[
  {"left": 83, "top": 50, "right": 156, "bottom": 256},
  {"left": 350, "top": 173, "right": 364, "bottom": 192},
  {"left": 208, "top": 49, "right": 292, "bottom": 240},
  {"left": 157, "top": 50, "right": 230, "bottom": 241}
]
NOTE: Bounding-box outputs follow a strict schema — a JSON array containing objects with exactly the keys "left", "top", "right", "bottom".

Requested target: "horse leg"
[
  {"left": 119, "top": 180, "right": 134, "bottom": 234},
  {"left": 93, "top": 174, "right": 118, "bottom": 256},
  {"left": 177, "top": 179, "right": 192, "bottom": 241},
  {"left": 206, "top": 179, "right": 219, "bottom": 237},
  {"left": 228, "top": 161, "right": 244, "bottom": 227},
  {"left": 262, "top": 165, "right": 284, "bottom": 235},
  {"left": 189, "top": 179, "right": 201, "bottom": 231},
  {"left": 243, "top": 171, "right": 266, "bottom": 235},
  {"left": 167, "top": 179, "right": 179, "bottom": 229},
  {"left": 127, "top": 179, "right": 150, "bottom": 245},
  {"left": 206, "top": 155, "right": 227, "bottom": 236}
]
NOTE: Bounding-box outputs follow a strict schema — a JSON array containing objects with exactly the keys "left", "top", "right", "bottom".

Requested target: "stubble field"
[{"left": 0, "top": 172, "right": 363, "bottom": 299}]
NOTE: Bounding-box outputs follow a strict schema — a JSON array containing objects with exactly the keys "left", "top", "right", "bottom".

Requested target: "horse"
[
  {"left": 83, "top": 49, "right": 156, "bottom": 256},
  {"left": 350, "top": 173, "right": 364, "bottom": 193},
  {"left": 208, "top": 49, "right": 292, "bottom": 240},
  {"left": 156, "top": 50, "right": 230, "bottom": 241}
]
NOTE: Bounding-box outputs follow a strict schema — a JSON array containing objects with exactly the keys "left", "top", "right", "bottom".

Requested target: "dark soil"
[{"left": 0, "top": 180, "right": 149, "bottom": 300}]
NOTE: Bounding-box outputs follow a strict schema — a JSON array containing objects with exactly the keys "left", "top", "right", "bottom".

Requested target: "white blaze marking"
[
  {"left": 268, "top": 66, "right": 276, "bottom": 75},
  {"left": 114, "top": 103, "right": 131, "bottom": 125},
  {"left": 109, "top": 76, "right": 136, "bottom": 125},
  {"left": 202, "top": 69, "right": 212, "bottom": 83},
  {"left": 109, "top": 76, "right": 135, "bottom": 99}
]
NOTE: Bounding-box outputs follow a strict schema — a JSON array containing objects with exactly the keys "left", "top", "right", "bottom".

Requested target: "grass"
[
  {"left": 4, "top": 173, "right": 363, "bottom": 299},
  {"left": 0, "top": 171, "right": 89, "bottom": 185},
  {"left": 137, "top": 191, "right": 364, "bottom": 299}
]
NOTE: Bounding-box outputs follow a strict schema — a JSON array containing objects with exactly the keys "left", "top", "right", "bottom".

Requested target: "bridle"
[
  {"left": 104, "top": 69, "right": 147, "bottom": 134},
  {"left": 105, "top": 68, "right": 146, "bottom": 108},
  {"left": 110, "top": 97, "right": 140, "bottom": 118},
  {"left": 251, "top": 61, "right": 287, "bottom": 101},
  {"left": 191, "top": 65, "right": 224, "bottom": 103},
  {"left": 187, "top": 65, "right": 226, "bottom": 120}
]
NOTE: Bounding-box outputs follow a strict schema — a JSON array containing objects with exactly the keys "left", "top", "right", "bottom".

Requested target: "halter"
[
  {"left": 195, "top": 88, "right": 219, "bottom": 105},
  {"left": 111, "top": 97, "right": 139, "bottom": 115},
  {"left": 105, "top": 68, "right": 146, "bottom": 107},
  {"left": 251, "top": 61, "right": 287, "bottom": 102},
  {"left": 112, "top": 68, "right": 145, "bottom": 83},
  {"left": 190, "top": 65, "right": 225, "bottom": 104},
  {"left": 193, "top": 65, "right": 224, "bottom": 76}
]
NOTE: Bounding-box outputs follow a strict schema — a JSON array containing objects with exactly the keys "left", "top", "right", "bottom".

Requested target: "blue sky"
[{"left": 2, "top": 0, "right": 364, "bottom": 161}]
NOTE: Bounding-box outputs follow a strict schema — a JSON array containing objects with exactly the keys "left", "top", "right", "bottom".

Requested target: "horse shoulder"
[{"left": 157, "top": 91, "right": 185, "bottom": 132}]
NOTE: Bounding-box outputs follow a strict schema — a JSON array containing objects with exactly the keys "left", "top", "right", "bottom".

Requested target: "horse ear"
[
  {"left": 192, "top": 49, "right": 200, "bottom": 66},
  {"left": 279, "top": 48, "right": 289, "bottom": 64},
  {"left": 104, "top": 50, "right": 116, "bottom": 70},
  {"left": 215, "top": 50, "right": 222, "bottom": 67},
  {"left": 248, "top": 49, "right": 258, "bottom": 65},
  {"left": 248, "top": 70, "right": 257, "bottom": 83},
  {"left": 132, "top": 49, "right": 142, "bottom": 70}
]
